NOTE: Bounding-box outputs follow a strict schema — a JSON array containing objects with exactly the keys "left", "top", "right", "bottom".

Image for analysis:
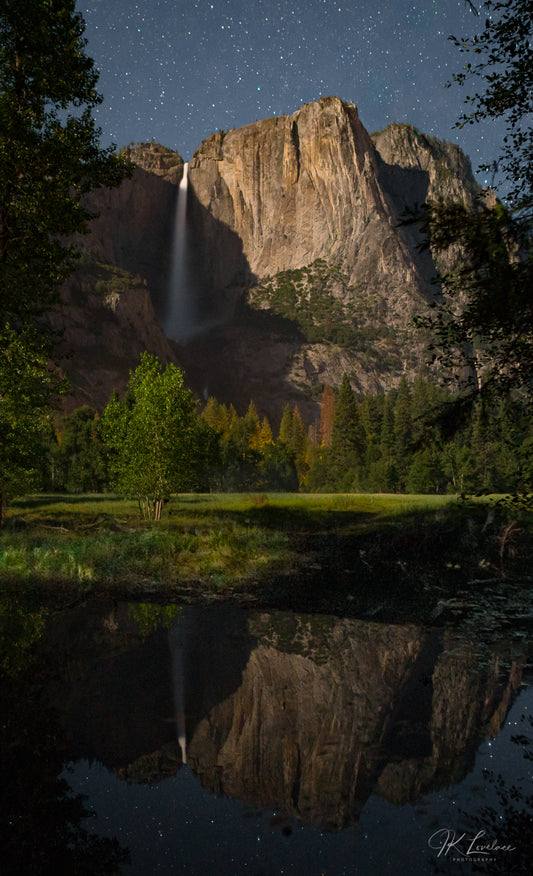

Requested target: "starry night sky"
[{"left": 80, "top": 0, "right": 500, "bottom": 188}]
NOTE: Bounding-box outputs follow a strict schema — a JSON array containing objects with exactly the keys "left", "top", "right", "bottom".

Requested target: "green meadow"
[{"left": 2, "top": 491, "right": 528, "bottom": 609}]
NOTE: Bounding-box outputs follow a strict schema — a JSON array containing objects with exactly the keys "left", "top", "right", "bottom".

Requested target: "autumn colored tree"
[{"left": 318, "top": 384, "right": 336, "bottom": 447}]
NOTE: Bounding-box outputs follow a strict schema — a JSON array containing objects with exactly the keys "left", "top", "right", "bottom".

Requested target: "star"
[{"left": 82, "top": 0, "right": 502, "bottom": 184}]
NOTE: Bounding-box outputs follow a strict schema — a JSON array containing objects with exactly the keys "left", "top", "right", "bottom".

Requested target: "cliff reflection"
[
  {"left": 9, "top": 598, "right": 524, "bottom": 834},
  {"left": 169, "top": 606, "right": 523, "bottom": 830}
]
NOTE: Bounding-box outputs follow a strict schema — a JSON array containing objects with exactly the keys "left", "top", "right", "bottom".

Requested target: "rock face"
[
  {"left": 54, "top": 262, "right": 180, "bottom": 412},
  {"left": 78, "top": 143, "right": 184, "bottom": 319},
  {"left": 189, "top": 98, "right": 430, "bottom": 298},
  {"left": 66, "top": 99, "right": 479, "bottom": 418}
]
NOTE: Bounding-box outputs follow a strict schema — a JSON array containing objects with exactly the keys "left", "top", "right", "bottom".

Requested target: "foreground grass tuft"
[
  {"left": 1, "top": 492, "right": 529, "bottom": 606},
  {"left": 0, "top": 494, "right": 298, "bottom": 594}
]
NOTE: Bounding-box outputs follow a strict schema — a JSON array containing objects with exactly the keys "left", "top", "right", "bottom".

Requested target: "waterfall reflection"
[
  {"left": 163, "top": 606, "right": 523, "bottom": 830},
  {"left": 19, "top": 600, "right": 525, "bottom": 832},
  {"left": 168, "top": 619, "right": 187, "bottom": 764},
  {"left": 2, "top": 598, "right": 528, "bottom": 874}
]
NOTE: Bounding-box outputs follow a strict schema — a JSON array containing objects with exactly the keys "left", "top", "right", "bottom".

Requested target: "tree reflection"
[
  {"left": 455, "top": 709, "right": 533, "bottom": 875},
  {"left": 0, "top": 592, "right": 130, "bottom": 874}
]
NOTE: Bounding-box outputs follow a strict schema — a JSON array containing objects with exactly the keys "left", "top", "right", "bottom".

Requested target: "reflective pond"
[{"left": 1, "top": 593, "right": 532, "bottom": 874}]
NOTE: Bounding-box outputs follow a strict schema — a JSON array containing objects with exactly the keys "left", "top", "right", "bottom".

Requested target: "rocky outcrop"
[
  {"left": 66, "top": 98, "right": 480, "bottom": 417},
  {"left": 189, "top": 99, "right": 434, "bottom": 316},
  {"left": 54, "top": 261, "right": 180, "bottom": 412},
  {"left": 78, "top": 143, "right": 184, "bottom": 319},
  {"left": 372, "top": 123, "right": 479, "bottom": 205},
  {"left": 182, "top": 610, "right": 520, "bottom": 829}
]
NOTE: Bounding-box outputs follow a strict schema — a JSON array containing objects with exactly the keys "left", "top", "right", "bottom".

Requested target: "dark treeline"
[{"left": 39, "top": 372, "right": 533, "bottom": 496}]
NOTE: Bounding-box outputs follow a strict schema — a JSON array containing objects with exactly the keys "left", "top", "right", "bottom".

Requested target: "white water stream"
[{"left": 165, "top": 162, "right": 193, "bottom": 341}]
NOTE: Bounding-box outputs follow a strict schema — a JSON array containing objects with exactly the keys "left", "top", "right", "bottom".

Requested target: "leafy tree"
[
  {"left": 519, "top": 435, "right": 533, "bottom": 490},
  {"left": 101, "top": 354, "right": 211, "bottom": 520},
  {"left": 0, "top": 1, "right": 131, "bottom": 519},
  {"left": 415, "top": 199, "right": 532, "bottom": 408},
  {"left": 0, "top": 0, "right": 130, "bottom": 328},
  {"left": 451, "top": 0, "right": 532, "bottom": 216},
  {"left": 413, "top": 0, "right": 532, "bottom": 417}
]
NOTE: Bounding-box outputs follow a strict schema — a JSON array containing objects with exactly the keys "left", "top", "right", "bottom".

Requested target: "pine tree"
[
  {"left": 278, "top": 404, "right": 294, "bottom": 446},
  {"left": 330, "top": 374, "right": 365, "bottom": 486},
  {"left": 380, "top": 391, "right": 396, "bottom": 458},
  {"left": 394, "top": 377, "right": 412, "bottom": 457},
  {"left": 0, "top": 0, "right": 130, "bottom": 329},
  {"left": 360, "top": 394, "right": 384, "bottom": 465},
  {"left": 291, "top": 406, "right": 307, "bottom": 459},
  {"left": 411, "top": 372, "right": 430, "bottom": 444}
]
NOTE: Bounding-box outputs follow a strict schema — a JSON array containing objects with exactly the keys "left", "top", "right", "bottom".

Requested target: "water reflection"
[
  {"left": 1, "top": 596, "right": 531, "bottom": 874},
  {"left": 168, "top": 606, "right": 526, "bottom": 830},
  {"left": 169, "top": 620, "right": 187, "bottom": 764}
]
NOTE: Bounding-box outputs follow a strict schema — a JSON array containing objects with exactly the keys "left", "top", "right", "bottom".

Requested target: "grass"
[
  {"left": 1, "top": 492, "right": 530, "bottom": 609},
  {"left": 0, "top": 493, "right": 299, "bottom": 596}
]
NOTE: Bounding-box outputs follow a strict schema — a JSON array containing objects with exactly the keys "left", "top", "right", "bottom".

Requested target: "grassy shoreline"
[{"left": 1, "top": 492, "right": 530, "bottom": 612}]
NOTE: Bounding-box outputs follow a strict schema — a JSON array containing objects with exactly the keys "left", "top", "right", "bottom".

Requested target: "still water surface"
[{"left": 2, "top": 596, "right": 532, "bottom": 874}]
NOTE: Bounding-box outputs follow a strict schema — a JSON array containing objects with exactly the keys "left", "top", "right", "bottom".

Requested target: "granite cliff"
[{"left": 63, "top": 98, "right": 479, "bottom": 418}]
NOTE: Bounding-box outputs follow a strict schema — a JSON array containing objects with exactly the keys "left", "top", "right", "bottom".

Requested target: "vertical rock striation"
[{"left": 188, "top": 97, "right": 439, "bottom": 316}]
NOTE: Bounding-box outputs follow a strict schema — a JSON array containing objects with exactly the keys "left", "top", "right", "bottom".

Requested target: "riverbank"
[{"left": 1, "top": 492, "right": 532, "bottom": 619}]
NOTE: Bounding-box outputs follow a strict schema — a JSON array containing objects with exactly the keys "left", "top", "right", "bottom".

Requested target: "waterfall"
[{"left": 165, "top": 162, "right": 192, "bottom": 341}]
